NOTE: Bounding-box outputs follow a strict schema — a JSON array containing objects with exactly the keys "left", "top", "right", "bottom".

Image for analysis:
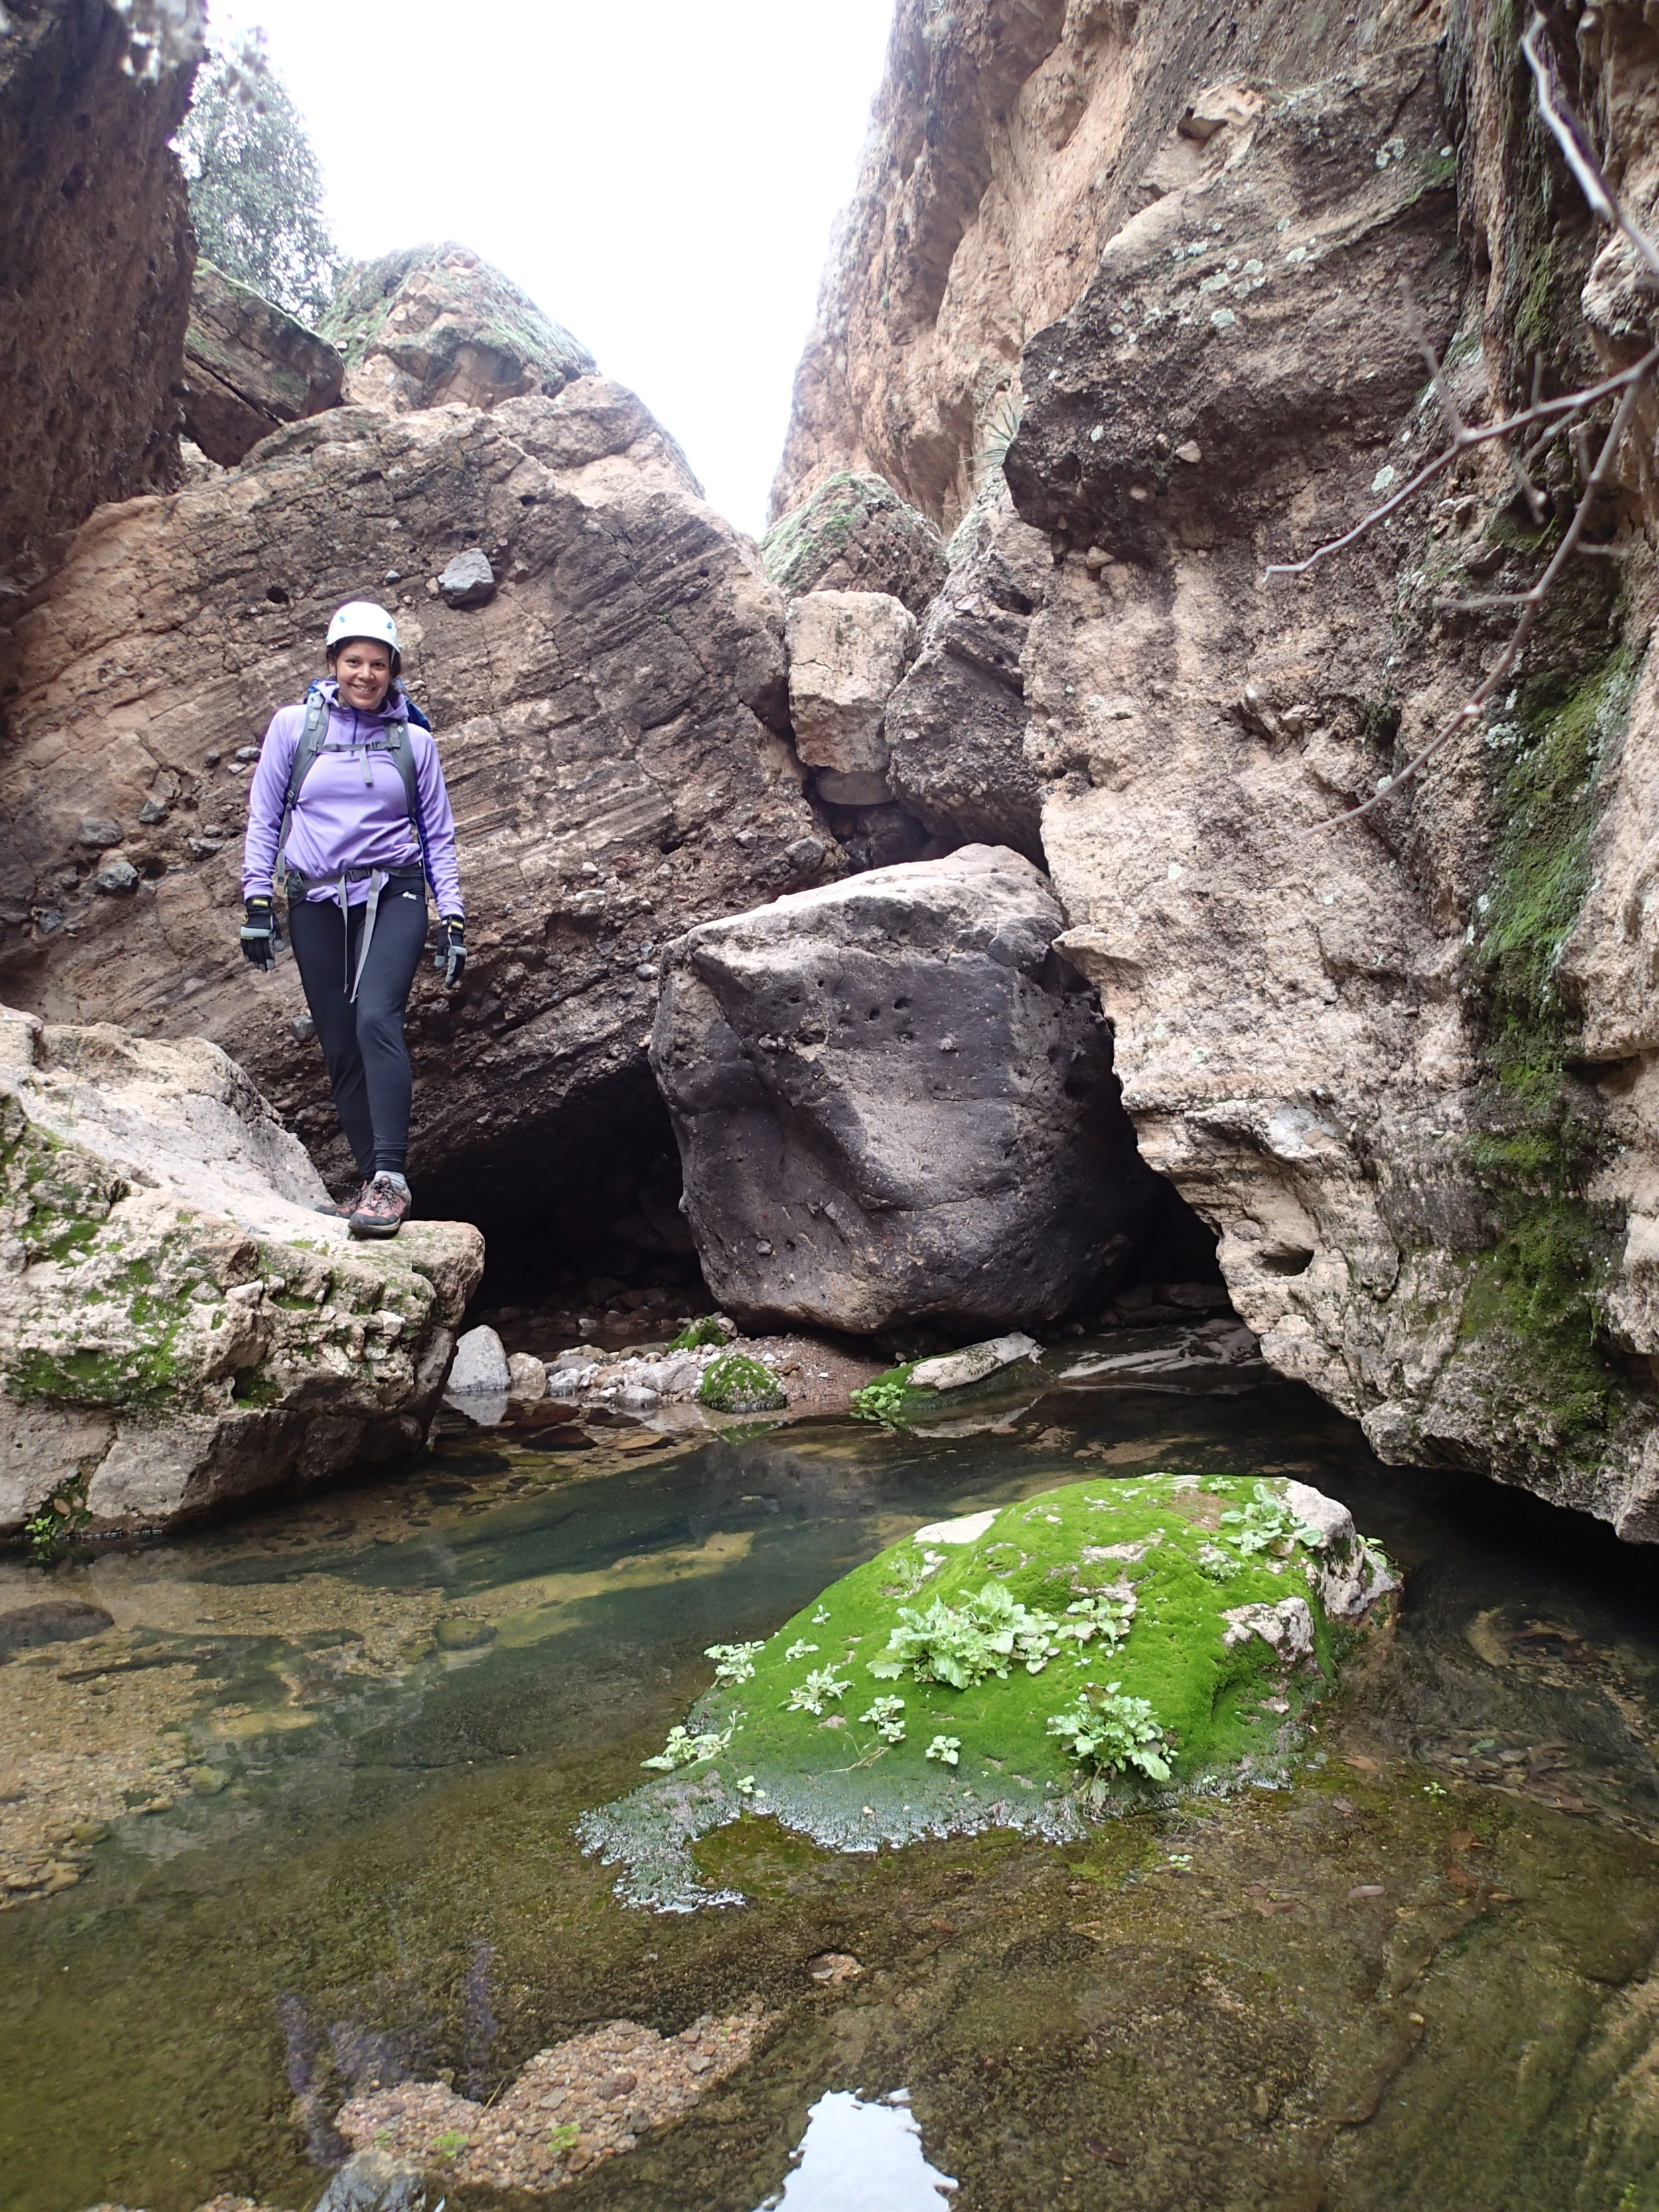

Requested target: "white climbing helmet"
[{"left": 326, "top": 600, "right": 398, "bottom": 652}]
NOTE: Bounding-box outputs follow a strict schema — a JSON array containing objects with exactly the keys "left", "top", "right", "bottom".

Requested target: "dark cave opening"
[
  {"left": 422, "top": 1049, "right": 1232, "bottom": 1345},
  {"left": 419, "top": 1065, "right": 711, "bottom": 1329}
]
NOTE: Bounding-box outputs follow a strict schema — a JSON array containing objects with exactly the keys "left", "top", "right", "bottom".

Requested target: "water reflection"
[{"left": 758, "top": 2090, "right": 957, "bottom": 2210}]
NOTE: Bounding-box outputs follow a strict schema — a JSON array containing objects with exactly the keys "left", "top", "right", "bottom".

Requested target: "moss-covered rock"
[
  {"left": 697, "top": 1352, "right": 787, "bottom": 1414},
  {"left": 1, "top": 1005, "right": 482, "bottom": 1537},
  {"left": 581, "top": 1473, "right": 1396, "bottom": 1907},
  {"left": 761, "top": 471, "right": 948, "bottom": 617}
]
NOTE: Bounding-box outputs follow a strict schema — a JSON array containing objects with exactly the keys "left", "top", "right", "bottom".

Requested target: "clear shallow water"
[{"left": 0, "top": 1353, "right": 1656, "bottom": 2212}]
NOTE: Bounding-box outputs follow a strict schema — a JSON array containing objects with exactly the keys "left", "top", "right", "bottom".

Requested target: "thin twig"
[
  {"left": 1266, "top": 8, "right": 1659, "bottom": 829},
  {"left": 1264, "top": 350, "right": 1655, "bottom": 579},
  {"left": 1317, "top": 371, "right": 1644, "bottom": 826}
]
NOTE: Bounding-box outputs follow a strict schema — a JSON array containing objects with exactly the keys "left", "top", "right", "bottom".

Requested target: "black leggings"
[{"left": 288, "top": 883, "right": 429, "bottom": 1180}]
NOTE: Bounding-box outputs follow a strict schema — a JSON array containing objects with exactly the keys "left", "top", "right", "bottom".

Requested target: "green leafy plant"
[
  {"left": 849, "top": 1364, "right": 917, "bottom": 1424},
  {"left": 1218, "top": 1483, "right": 1322, "bottom": 1557},
  {"left": 23, "top": 1479, "right": 91, "bottom": 1561},
  {"left": 859, "top": 1694, "right": 907, "bottom": 1743},
  {"left": 432, "top": 2128, "right": 470, "bottom": 2158},
  {"left": 705, "top": 1641, "right": 764, "bottom": 1686},
  {"left": 1048, "top": 1682, "right": 1173, "bottom": 1783},
  {"left": 642, "top": 1722, "right": 733, "bottom": 1772},
  {"left": 547, "top": 2122, "right": 580, "bottom": 2154},
  {"left": 785, "top": 1666, "right": 851, "bottom": 1716},
  {"left": 669, "top": 1314, "right": 735, "bottom": 1351},
  {"left": 1060, "top": 1594, "right": 1135, "bottom": 1647},
  {"left": 784, "top": 1639, "right": 819, "bottom": 1663},
  {"left": 867, "top": 1582, "right": 1068, "bottom": 1689},
  {"left": 924, "top": 1734, "right": 962, "bottom": 1766},
  {"left": 698, "top": 1352, "right": 786, "bottom": 1414},
  {"left": 175, "top": 30, "right": 339, "bottom": 322}
]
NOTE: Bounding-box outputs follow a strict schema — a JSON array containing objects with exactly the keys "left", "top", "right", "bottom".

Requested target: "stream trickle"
[{"left": 1, "top": 1345, "right": 1656, "bottom": 2212}]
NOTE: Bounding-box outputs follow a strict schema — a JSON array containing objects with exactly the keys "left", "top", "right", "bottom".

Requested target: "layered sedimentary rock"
[
  {"left": 650, "top": 845, "right": 1156, "bottom": 1334},
  {"left": 760, "top": 471, "right": 948, "bottom": 617},
  {"left": 321, "top": 242, "right": 597, "bottom": 413},
  {"left": 0, "top": 1004, "right": 481, "bottom": 1535},
  {"left": 181, "top": 260, "right": 344, "bottom": 466},
  {"left": 0, "top": 0, "right": 198, "bottom": 594},
  {"left": 0, "top": 376, "right": 832, "bottom": 1229},
  {"left": 775, "top": 0, "right": 1659, "bottom": 1536}
]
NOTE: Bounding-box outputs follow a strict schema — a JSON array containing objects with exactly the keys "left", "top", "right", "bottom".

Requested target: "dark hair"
[{"left": 326, "top": 638, "right": 403, "bottom": 679}]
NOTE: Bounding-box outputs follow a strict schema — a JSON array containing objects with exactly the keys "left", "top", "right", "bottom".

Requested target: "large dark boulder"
[{"left": 651, "top": 844, "right": 1157, "bottom": 1334}]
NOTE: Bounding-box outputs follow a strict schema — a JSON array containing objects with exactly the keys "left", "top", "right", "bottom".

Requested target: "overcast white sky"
[{"left": 211, "top": 0, "right": 895, "bottom": 536}]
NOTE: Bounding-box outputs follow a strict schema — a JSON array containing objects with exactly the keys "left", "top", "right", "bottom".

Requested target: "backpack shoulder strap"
[
  {"left": 276, "top": 688, "right": 331, "bottom": 882},
  {"left": 384, "top": 716, "right": 437, "bottom": 891}
]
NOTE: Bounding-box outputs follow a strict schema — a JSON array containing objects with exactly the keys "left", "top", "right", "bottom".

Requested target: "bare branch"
[
  {"left": 1316, "top": 372, "right": 1645, "bottom": 828},
  {"left": 1264, "top": 350, "right": 1656, "bottom": 579},
  {"left": 1262, "top": 10, "right": 1659, "bottom": 834}
]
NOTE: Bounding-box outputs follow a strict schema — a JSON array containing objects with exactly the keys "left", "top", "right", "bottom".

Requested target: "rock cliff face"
[
  {"left": 776, "top": 0, "right": 1659, "bottom": 1538},
  {"left": 321, "top": 243, "right": 598, "bottom": 414},
  {"left": 0, "top": 374, "right": 833, "bottom": 1250},
  {"left": 0, "top": 1003, "right": 481, "bottom": 1535},
  {"left": 0, "top": 0, "right": 198, "bottom": 595}
]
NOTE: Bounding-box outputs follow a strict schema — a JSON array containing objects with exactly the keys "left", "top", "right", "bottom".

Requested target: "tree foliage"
[{"left": 175, "top": 29, "right": 338, "bottom": 325}]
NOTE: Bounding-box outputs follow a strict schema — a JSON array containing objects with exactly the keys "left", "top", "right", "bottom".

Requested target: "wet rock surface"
[
  {"left": 0, "top": 1003, "right": 480, "bottom": 1536},
  {"left": 181, "top": 261, "right": 344, "bottom": 467},
  {"left": 337, "top": 2001, "right": 775, "bottom": 2193},
  {"left": 652, "top": 845, "right": 1158, "bottom": 1335}
]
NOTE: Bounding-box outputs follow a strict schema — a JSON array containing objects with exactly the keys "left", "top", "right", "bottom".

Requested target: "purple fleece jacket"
[{"left": 241, "top": 682, "right": 463, "bottom": 917}]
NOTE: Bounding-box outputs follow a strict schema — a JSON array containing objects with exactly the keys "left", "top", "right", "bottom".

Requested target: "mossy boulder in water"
[{"left": 580, "top": 1473, "right": 1396, "bottom": 1908}]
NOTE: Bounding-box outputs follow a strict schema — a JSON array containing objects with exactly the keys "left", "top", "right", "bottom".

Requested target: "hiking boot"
[
  {"left": 348, "top": 1173, "right": 410, "bottom": 1240},
  {"left": 315, "top": 1181, "right": 368, "bottom": 1218}
]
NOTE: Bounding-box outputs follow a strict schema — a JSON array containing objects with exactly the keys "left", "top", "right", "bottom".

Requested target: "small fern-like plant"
[{"left": 1047, "top": 1682, "right": 1173, "bottom": 1784}]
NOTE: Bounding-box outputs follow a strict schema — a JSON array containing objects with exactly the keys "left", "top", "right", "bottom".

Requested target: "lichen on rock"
[
  {"left": 0, "top": 1003, "right": 481, "bottom": 1536},
  {"left": 579, "top": 1473, "right": 1395, "bottom": 1907}
]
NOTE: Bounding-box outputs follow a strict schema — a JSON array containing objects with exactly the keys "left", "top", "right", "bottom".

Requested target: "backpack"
[{"left": 277, "top": 683, "right": 433, "bottom": 891}]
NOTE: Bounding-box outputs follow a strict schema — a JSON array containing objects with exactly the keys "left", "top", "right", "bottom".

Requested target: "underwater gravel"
[{"left": 336, "top": 1998, "right": 776, "bottom": 2192}]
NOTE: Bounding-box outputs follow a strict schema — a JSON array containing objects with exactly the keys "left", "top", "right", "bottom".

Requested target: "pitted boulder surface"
[{"left": 651, "top": 844, "right": 1156, "bottom": 1334}]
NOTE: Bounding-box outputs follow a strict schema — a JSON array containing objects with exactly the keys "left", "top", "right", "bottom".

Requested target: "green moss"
[
  {"left": 1454, "top": 648, "right": 1639, "bottom": 1439},
  {"left": 668, "top": 1315, "right": 735, "bottom": 1351},
  {"left": 760, "top": 471, "right": 941, "bottom": 597},
  {"left": 585, "top": 1477, "right": 1394, "bottom": 1904},
  {"left": 698, "top": 1353, "right": 787, "bottom": 1414}
]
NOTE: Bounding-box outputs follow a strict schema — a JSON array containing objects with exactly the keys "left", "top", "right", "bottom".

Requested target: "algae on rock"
[
  {"left": 580, "top": 1473, "right": 1395, "bottom": 1908},
  {"left": 0, "top": 1004, "right": 482, "bottom": 1536}
]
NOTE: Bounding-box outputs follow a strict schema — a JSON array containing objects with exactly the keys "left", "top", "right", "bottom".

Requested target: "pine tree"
[{"left": 175, "top": 31, "right": 338, "bottom": 327}]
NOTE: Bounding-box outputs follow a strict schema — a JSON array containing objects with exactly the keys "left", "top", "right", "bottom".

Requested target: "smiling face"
[{"left": 328, "top": 638, "right": 394, "bottom": 712}]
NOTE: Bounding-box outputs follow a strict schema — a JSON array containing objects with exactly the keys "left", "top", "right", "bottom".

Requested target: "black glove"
[
  {"left": 240, "top": 896, "right": 281, "bottom": 972},
  {"left": 435, "top": 916, "right": 466, "bottom": 990}
]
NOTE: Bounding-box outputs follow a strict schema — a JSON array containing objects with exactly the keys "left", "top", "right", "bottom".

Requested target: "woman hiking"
[{"left": 238, "top": 601, "right": 466, "bottom": 1239}]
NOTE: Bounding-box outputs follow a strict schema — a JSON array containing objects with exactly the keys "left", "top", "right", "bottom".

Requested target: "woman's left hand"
[{"left": 435, "top": 917, "right": 466, "bottom": 990}]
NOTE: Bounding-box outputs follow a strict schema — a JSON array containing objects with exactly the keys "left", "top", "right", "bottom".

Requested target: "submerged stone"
[{"left": 580, "top": 1473, "right": 1395, "bottom": 1909}]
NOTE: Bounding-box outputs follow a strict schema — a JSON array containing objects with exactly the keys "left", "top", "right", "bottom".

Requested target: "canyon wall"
[
  {"left": 775, "top": 0, "right": 1659, "bottom": 1538},
  {"left": 0, "top": 0, "right": 198, "bottom": 597},
  {"left": 0, "top": 370, "right": 832, "bottom": 1255}
]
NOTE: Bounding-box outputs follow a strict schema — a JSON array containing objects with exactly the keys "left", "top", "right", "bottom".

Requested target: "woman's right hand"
[{"left": 240, "top": 896, "right": 281, "bottom": 971}]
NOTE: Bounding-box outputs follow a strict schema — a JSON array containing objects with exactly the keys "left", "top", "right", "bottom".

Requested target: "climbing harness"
[{"left": 277, "top": 684, "right": 434, "bottom": 1001}]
